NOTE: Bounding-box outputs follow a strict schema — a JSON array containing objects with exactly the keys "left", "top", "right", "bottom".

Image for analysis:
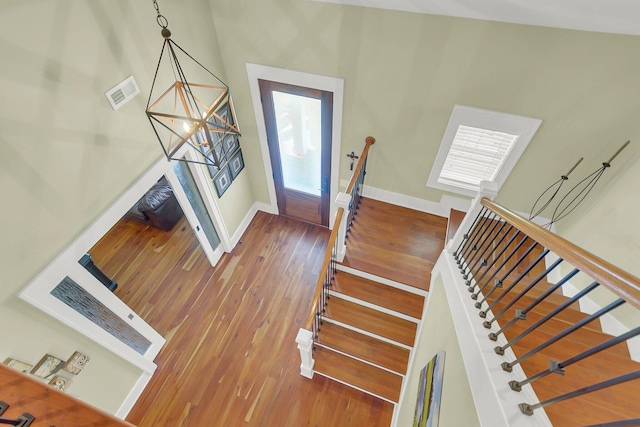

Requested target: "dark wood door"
[{"left": 259, "top": 79, "right": 332, "bottom": 226}]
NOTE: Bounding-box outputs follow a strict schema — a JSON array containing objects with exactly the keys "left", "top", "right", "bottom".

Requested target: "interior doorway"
[{"left": 259, "top": 80, "right": 333, "bottom": 226}]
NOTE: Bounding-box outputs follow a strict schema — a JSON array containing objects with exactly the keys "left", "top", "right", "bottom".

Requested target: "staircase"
[
  {"left": 312, "top": 266, "right": 426, "bottom": 403},
  {"left": 453, "top": 197, "right": 640, "bottom": 426},
  {"left": 482, "top": 271, "right": 640, "bottom": 427}
]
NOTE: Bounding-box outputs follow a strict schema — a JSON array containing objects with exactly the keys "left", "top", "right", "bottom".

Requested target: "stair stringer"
[{"left": 411, "top": 250, "right": 552, "bottom": 427}]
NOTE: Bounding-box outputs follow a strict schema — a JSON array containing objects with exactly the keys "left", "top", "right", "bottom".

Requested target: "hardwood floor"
[
  {"left": 341, "top": 198, "right": 448, "bottom": 291},
  {"left": 89, "top": 211, "right": 395, "bottom": 426}
]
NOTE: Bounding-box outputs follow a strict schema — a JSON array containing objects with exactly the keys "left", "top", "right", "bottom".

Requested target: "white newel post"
[
  {"left": 335, "top": 192, "right": 351, "bottom": 263},
  {"left": 296, "top": 328, "right": 315, "bottom": 379},
  {"left": 446, "top": 181, "right": 499, "bottom": 252}
]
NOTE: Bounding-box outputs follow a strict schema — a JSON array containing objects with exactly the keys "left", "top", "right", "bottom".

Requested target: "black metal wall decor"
[{"left": 529, "top": 140, "right": 630, "bottom": 227}]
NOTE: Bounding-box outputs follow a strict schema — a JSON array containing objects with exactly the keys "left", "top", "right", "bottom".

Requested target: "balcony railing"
[{"left": 446, "top": 190, "right": 640, "bottom": 426}]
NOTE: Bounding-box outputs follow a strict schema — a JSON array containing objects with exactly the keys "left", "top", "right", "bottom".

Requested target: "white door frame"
[
  {"left": 246, "top": 63, "right": 344, "bottom": 228},
  {"left": 18, "top": 145, "right": 230, "bottom": 376},
  {"left": 165, "top": 151, "right": 227, "bottom": 266}
]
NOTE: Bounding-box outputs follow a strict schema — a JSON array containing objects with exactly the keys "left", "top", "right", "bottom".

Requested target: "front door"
[{"left": 259, "top": 79, "right": 332, "bottom": 226}]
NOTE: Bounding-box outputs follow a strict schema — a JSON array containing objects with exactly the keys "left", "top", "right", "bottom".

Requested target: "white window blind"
[{"left": 438, "top": 125, "right": 519, "bottom": 191}]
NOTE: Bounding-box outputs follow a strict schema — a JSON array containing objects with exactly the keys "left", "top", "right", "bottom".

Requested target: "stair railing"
[
  {"left": 296, "top": 136, "right": 375, "bottom": 378},
  {"left": 335, "top": 136, "right": 375, "bottom": 262},
  {"left": 450, "top": 193, "right": 640, "bottom": 425}
]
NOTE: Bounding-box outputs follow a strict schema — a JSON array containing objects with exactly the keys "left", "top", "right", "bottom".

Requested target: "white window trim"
[{"left": 427, "top": 105, "right": 542, "bottom": 197}]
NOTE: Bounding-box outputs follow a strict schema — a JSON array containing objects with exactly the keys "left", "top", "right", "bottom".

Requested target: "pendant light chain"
[{"left": 153, "top": 0, "right": 169, "bottom": 29}]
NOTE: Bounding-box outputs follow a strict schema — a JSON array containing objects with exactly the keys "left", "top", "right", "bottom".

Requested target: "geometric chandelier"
[{"left": 146, "top": 0, "right": 240, "bottom": 168}]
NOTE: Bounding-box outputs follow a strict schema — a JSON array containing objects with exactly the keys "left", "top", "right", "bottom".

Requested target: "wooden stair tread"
[
  {"left": 486, "top": 293, "right": 600, "bottom": 332},
  {"left": 313, "top": 346, "right": 402, "bottom": 402},
  {"left": 513, "top": 346, "right": 640, "bottom": 398},
  {"left": 324, "top": 296, "right": 417, "bottom": 346},
  {"left": 446, "top": 209, "right": 466, "bottom": 243},
  {"left": 332, "top": 271, "right": 424, "bottom": 319},
  {"left": 527, "top": 381, "right": 637, "bottom": 427},
  {"left": 503, "top": 320, "right": 630, "bottom": 358},
  {"left": 317, "top": 321, "right": 409, "bottom": 374}
]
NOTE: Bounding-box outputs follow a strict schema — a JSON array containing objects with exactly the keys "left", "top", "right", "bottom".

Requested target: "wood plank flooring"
[
  {"left": 88, "top": 212, "right": 394, "bottom": 427},
  {"left": 342, "top": 198, "right": 448, "bottom": 291}
]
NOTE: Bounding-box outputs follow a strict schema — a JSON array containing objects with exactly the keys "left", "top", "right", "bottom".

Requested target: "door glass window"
[
  {"left": 172, "top": 164, "right": 221, "bottom": 250},
  {"left": 272, "top": 91, "right": 321, "bottom": 196}
]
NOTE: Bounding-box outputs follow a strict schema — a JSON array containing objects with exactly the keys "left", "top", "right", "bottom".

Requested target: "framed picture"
[
  {"left": 214, "top": 165, "right": 232, "bottom": 198},
  {"left": 222, "top": 133, "right": 240, "bottom": 159},
  {"left": 62, "top": 351, "right": 90, "bottom": 375},
  {"left": 31, "top": 354, "right": 64, "bottom": 378},
  {"left": 3, "top": 357, "right": 33, "bottom": 374},
  {"left": 229, "top": 150, "right": 245, "bottom": 180},
  {"left": 413, "top": 350, "right": 446, "bottom": 427},
  {"left": 49, "top": 375, "right": 72, "bottom": 392}
]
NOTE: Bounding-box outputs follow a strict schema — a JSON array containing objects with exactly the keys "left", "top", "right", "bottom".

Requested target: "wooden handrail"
[
  {"left": 345, "top": 136, "right": 376, "bottom": 195},
  {"left": 0, "top": 364, "right": 135, "bottom": 426},
  {"left": 305, "top": 208, "right": 344, "bottom": 330},
  {"left": 481, "top": 197, "right": 640, "bottom": 310}
]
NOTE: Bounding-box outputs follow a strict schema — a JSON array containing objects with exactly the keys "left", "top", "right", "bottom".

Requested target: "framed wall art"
[
  {"left": 214, "top": 165, "right": 232, "bottom": 198},
  {"left": 49, "top": 375, "right": 72, "bottom": 392},
  {"left": 31, "top": 354, "right": 64, "bottom": 378},
  {"left": 229, "top": 150, "right": 244, "bottom": 180},
  {"left": 3, "top": 357, "right": 33, "bottom": 374},
  {"left": 62, "top": 351, "right": 90, "bottom": 375}
]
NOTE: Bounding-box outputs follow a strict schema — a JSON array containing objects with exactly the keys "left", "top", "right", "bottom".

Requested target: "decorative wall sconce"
[{"left": 146, "top": 0, "right": 240, "bottom": 167}]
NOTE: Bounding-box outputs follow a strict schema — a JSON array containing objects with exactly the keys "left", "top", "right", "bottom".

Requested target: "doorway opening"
[
  {"left": 246, "top": 63, "right": 344, "bottom": 229},
  {"left": 259, "top": 79, "right": 333, "bottom": 226}
]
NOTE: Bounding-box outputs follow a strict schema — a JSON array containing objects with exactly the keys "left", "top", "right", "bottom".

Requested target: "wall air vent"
[{"left": 105, "top": 75, "right": 140, "bottom": 110}]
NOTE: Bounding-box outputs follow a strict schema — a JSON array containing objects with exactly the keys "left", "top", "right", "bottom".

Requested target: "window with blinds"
[
  {"left": 438, "top": 125, "right": 519, "bottom": 191},
  {"left": 427, "top": 106, "right": 542, "bottom": 197}
]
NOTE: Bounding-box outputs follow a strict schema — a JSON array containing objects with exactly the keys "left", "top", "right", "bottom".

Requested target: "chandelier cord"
[{"left": 153, "top": 0, "right": 169, "bottom": 29}]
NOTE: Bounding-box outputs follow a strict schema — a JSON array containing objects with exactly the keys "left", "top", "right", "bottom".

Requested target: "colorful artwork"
[{"left": 413, "top": 351, "right": 446, "bottom": 427}]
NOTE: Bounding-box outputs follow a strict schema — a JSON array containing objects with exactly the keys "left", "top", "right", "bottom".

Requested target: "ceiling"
[{"left": 311, "top": 0, "right": 640, "bottom": 36}]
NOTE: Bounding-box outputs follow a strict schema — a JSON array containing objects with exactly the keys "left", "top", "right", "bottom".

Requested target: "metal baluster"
[
  {"left": 502, "top": 299, "right": 625, "bottom": 372},
  {"left": 472, "top": 229, "right": 522, "bottom": 299},
  {"left": 454, "top": 207, "right": 486, "bottom": 259},
  {"left": 584, "top": 419, "right": 640, "bottom": 427},
  {"left": 491, "top": 269, "right": 582, "bottom": 344},
  {"left": 472, "top": 231, "right": 527, "bottom": 308},
  {"left": 518, "top": 370, "right": 640, "bottom": 416},
  {"left": 483, "top": 252, "right": 557, "bottom": 327},
  {"left": 468, "top": 224, "right": 514, "bottom": 292},
  {"left": 509, "top": 325, "right": 640, "bottom": 391},
  {"left": 458, "top": 208, "right": 489, "bottom": 265},
  {"left": 476, "top": 241, "right": 540, "bottom": 316},
  {"left": 464, "top": 216, "right": 505, "bottom": 285}
]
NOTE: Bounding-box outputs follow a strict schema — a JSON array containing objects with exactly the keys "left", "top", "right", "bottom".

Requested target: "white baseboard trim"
[
  {"left": 228, "top": 201, "right": 276, "bottom": 248},
  {"left": 115, "top": 370, "right": 153, "bottom": 419},
  {"left": 362, "top": 185, "right": 471, "bottom": 218}
]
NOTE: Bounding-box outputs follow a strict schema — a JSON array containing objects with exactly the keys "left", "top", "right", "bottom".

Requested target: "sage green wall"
[
  {"left": 0, "top": 0, "right": 247, "bottom": 414},
  {"left": 554, "top": 145, "right": 640, "bottom": 327},
  {"left": 209, "top": 0, "right": 640, "bottom": 215},
  {"left": 396, "top": 275, "right": 481, "bottom": 426}
]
